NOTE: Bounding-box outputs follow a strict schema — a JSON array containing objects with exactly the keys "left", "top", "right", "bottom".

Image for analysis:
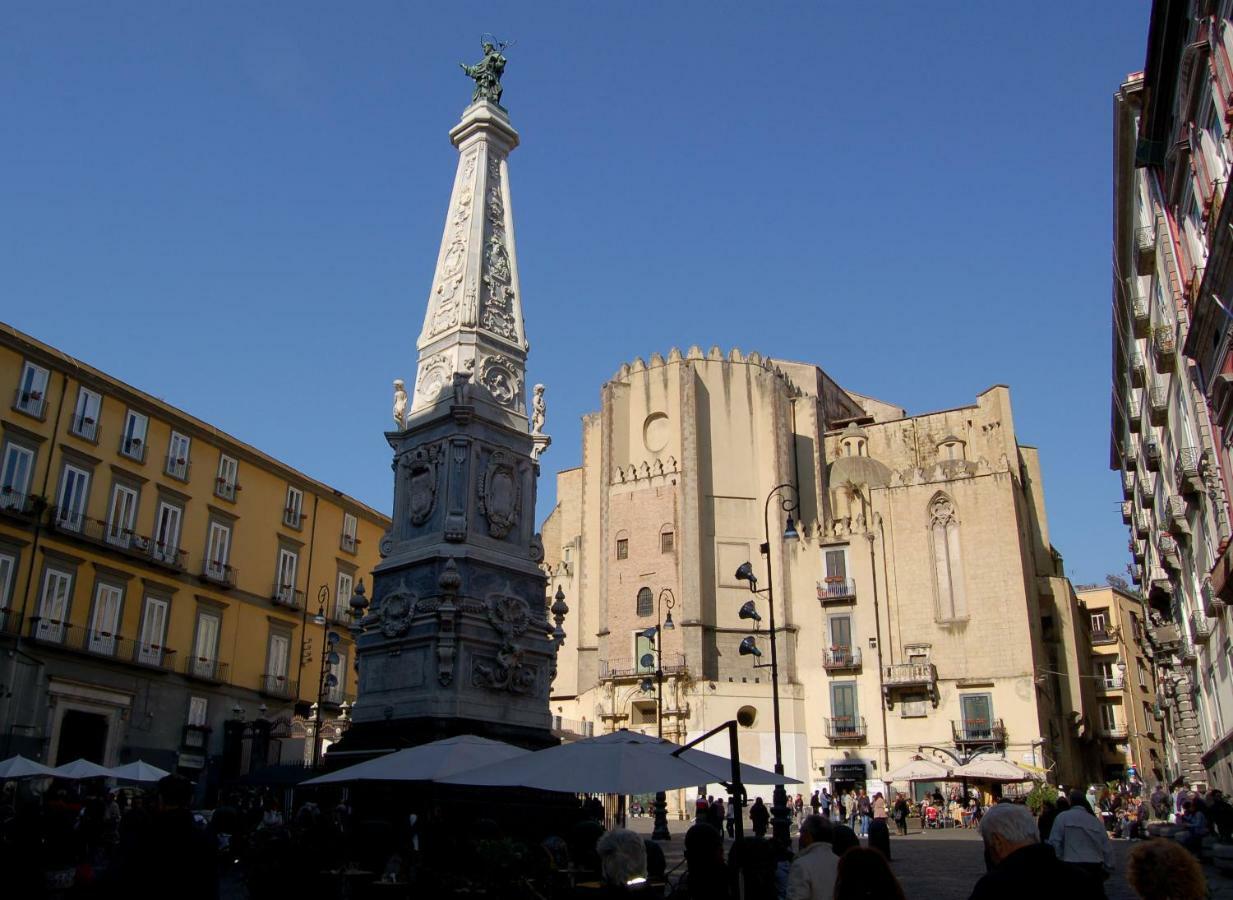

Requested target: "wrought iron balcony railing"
[
  {"left": 1143, "top": 440, "right": 1161, "bottom": 471},
  {"left": 1175, "top": 447, "right": 1203, "bottom": 494},
  {"left": 13, "top": 387, "right": 45, "bottom": 418},
  {"left": 599, "top": 653, "right": 687, "bottom": 680},
  {"left": 1132, "top": 296, "right": 1151, "bottom": 337},
  {"left": 825, "top": 716, "right": 867, "bottom": 742},
  {"left": 1091, "top": 629, "right": 1118, "bottom": 646},
  {"left": 260, "top": 674, "right": 299, "bottom": 699},
  {"left": 816, "top": 578, "right": 856, "bottom": 603},
  {"left": 1098, "top": 676, "right": 1125, "bottom": 692},
  {"left": 131, "top": 640, "right": 176, "bottom": 671},
  {"left": 1135, "top": 223, "right": 1156, "bottom": 273},
  {"left": 272, "top": 585, "right": 305, "bottom": 611},
  {"left": 952, "top": 719, "right": 1006, "bottom": 745},
  {"left": 69, "top": 413, "right": 99, "bottom": 442},
  {"left": 184, "top": 656, "right": 229, "bottom": 683},
  {"left": 822, "top": 647, "right": 862, "bottom": 671},
  {"left": 1153, "top": 325, "right": 1176, "bottom": 372},
  {"left": 1149, "top": 387, "right": 1169, "bottom": 425},
  {"left": 201, "top": 561, "right": 236, "bottom": 589}
]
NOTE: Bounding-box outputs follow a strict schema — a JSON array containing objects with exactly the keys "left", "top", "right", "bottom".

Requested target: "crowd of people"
[{"left": 1, "top": 770, "right": 1226, "bottom": 899}]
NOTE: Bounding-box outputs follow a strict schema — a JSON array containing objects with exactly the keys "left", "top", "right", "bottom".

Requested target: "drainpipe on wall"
[
  {"left": 867, "top": 530, "right": 890, "bottom": 773},
  {"left": 296, "top": 493, "right": 321, "bottom": 692}
]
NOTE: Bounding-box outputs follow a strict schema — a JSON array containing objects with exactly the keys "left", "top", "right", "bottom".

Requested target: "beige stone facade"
[
  {"left": 1075, "top": 587, "right": 1166, "bottom": 783},
  {"left": 545, "top": 348, "right": 1101, "bottom": 807}
]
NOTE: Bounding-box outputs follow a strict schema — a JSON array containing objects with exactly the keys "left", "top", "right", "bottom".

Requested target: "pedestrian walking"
[
  {"left": 856, "top": 790, "right": 871, "bottom": 837},
  {"left": 1048, "top": 791, "right": 1113, "bottom": 892},
  {"left": 809, "top": 791, "right": 820, "bottom": 817},
  {"left": 750, "top": 797, "right": 771, "bottom": 838},
  {"left": 725, "top": 799, "right": 735, "bottom": 839},
  {"left": 893, "top": 794, "right": 909, "bottom": 836}
]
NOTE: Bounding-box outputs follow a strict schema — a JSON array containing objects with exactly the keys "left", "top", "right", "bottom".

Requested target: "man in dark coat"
[
  {"left": 749, "top": 797, "right": 771, "bottom": 838},
  {"left": 113, "top": 774, "right": 217, "bottom": 900},
  {"left": 970, "top": 803, "right": 1102, "bottom": 900}
]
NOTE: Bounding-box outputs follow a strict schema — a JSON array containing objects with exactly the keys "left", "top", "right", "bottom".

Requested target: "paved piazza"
[{"left": 626, "top": 817, "right": 1233, "bottom": 899}]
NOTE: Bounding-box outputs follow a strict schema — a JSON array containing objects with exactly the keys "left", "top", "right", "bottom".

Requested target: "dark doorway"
[{"left": 56, "top": 710, "right": 108, "bottom": 764}]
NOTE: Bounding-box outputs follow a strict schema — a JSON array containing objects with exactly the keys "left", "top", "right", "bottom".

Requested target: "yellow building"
[
  {"left": 1076, "top": 585, "right": 1166, "bottom": 785},
  {"left": 0, "top": 322, "right": 387, "bottom": 783}
]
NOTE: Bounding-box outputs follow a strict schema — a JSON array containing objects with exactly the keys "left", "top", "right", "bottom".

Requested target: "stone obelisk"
[{"left": 333, "top": 50, "right": 560, "bottom": 758}]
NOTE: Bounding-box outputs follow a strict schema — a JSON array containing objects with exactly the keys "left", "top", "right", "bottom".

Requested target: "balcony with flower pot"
[
  {"left": 1159, "top": 533, "right": 1182, "bottom": 571},
  {"left": 1153, "top": 325, "right": 1176, "bottom": 373},
  {"left": 1175, "top": 447, "right": 1204, "bottom": 495}
]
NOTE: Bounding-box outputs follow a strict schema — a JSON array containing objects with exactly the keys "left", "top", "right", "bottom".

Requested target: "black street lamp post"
[
  {"left": 735, "top": 482, "right": 800, "bottom": 847},
  {"left": 639, "top": 588, "right": 677, "bottom": 840},
  {"left": 311, "top": 585, "right": 341, "bottom": 768}
]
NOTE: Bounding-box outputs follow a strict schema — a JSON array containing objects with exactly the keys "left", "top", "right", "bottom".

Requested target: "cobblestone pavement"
[{"left": 626, "top": 816, "right": 1233, "bottom": 899}]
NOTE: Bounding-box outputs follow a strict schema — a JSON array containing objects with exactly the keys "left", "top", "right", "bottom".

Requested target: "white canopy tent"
[
  {"left": 0, "top": 755, "right": 54, "bottom": 779},
  {"left": 302, "top": 735, "right": 531, "bottom": 786},
  {"left": 51, "top": 759, "right": 114, "bottom": 780},
  {"left": 108, "top": 760, "right": 171, "bottom": 783},
  {"left": 951, "top": 758, "right": 1039, "bottom": 782},
  {"left": 884, "top": 758, "right": 952, "bottom": 783},
  {"left": 440, "top": 730, "right": 795, "bottom": 794}
]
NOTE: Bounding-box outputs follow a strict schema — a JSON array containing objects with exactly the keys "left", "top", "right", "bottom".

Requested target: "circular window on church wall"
[{"left": 643, "top": 412, "right": 670, "bottom": 453}]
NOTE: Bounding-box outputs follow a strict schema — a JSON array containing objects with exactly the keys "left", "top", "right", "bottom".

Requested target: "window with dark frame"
[
  {"left": 636, "top": 587, "right": 652, "bottom": 616},
  {"left": 616, "top": 538, "right": 629, "bottom": 560},
  {"left": 660, "top": 530, "right": 674, "bottom": 553}
]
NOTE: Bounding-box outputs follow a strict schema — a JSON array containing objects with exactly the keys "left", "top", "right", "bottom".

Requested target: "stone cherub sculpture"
[
  {"left": 392, "top": 379, "right": 408, "bottom": 430},
  {"left": 531, "top": 383, "right": 546, "bottom": 434},
  {"left": 460, "top": 39, "right": 507, "bottom": 106}
]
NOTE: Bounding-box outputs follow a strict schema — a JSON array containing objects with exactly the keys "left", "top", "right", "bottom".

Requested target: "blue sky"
[{"left": 1, "top": 2, "right": 1150, "bottom": 584}]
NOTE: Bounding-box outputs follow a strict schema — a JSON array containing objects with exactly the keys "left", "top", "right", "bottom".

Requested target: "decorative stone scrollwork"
[
  {"left": 416, "top": 353, "right": 453, "bottom": 403},
  {"left": 378, "top": 590, "right": 417, "bottom": 638},
  {"left": 378, "top": 530, "right": 394, "bottom": 558},
  {"left": 403, "top": 443, "right": 443, "bottom": 526},
  {"left": 487, "top": 593, "right": 531, "bottom": 639},
  {"left": 529, "top": 532, "right": 545, "bottom": 564},
  {"left": 478, "top": 449, "right": 521, "bottom": 538},
  {"left": 427, "top": 151, "right": 478, "bottom": 339},
  {"left": 472, "top": 646, "right": 536, "bottom": 694},
  {"left": 477, "top": 354, "right": 520, "bottom": 408}
]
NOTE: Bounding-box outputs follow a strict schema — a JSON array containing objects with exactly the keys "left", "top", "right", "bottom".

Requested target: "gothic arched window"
[
  {"left": 636, "top": 587, "right": 653, "bottom": 617},
  {"left": 929, "top": 495, "right": 968, "bottom": 621}
]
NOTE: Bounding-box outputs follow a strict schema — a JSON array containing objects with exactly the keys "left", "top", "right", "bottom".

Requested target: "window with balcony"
[
  {"left": 55, "top": 464, "right": 91, "bottom": 532},
  {"left": 1138, "top": 660, "right": 1148, "bottom": 689},
  {"left": 829, "top": 613, "right": 852, "bottom": 653},
  {"left": 959, "top": 693, "right": 994, "bottom": 740},
  {"left": 152, "top": 501, "right": 183, "bottom": 564},
  {"left": 1, "top": 441, "right": 35, "bottom": 511},
  {"left": 1100, "top": 702, "right": 1119, "bottom": 734},
  {"left": 819, "top": 546, "right": 855, "bottom": 601},
  {"left": 88, "top": 582, "right": 123, "bottom": 657},
  {"left": 341, "top": 513, "right": 358, "bottom": 553},
  {"left": 929, "top": 495, "right": 967, "bottom": 621},
  {"left": 105, "top": 483, "right": 139, "bottom": 547},
  {"left": 35, "top": 567, "right": 73, "bottom": 643},
  {"left": 284, "top": 486, "right": 303, "bottom": 528},
  {"left": 14, "top": 361, "right": 49, "bottom": 418},
  {"left": 120, "top": 410, "right": 148, "bottom": 461},
  {"left": 335, "top": 571, "right": 354, "bottom": 622},
  {"left": 616, "top": 537, "right": 629, "bottom": 560},
  {"left": 137, "top": 595, "right": 169, "bottom": 667},
  {"left": 191, "top": 611, "right": 221, "bottom": 679},
  {"left": 275, "top": 548, "right": 299, "bottom": 605},
  {"left": 830, "top": 682, "right": 859, "bottom": 735},
  {"left": 636, "top": 586, "right": 653, "bottom": 617},
  {"left": 216, "top": 455, "right": 238, "bottom": 501},
  {"left": 327, "top": 648, "right": 347, "bottom": 704},
  {"left": 0, "top": 552, "right": 15, "bottom": 620},
  {"left": 265, "top": 631, "right": 291, "bottom": 696},
  {"left": 166, "top": 432, "right": 191, "bottom": 481},
  {"left": 70, "top": 387, "right": 101, "bottom": 442},
  {"left": 205, "top": 521, "right": 231, "bottom": 583},
  {"left": 660, "top": 529, "right": 674, "bottom": 554},
  {"left": 1096, "top": 659, "right": 1121, "bottom": 689}
]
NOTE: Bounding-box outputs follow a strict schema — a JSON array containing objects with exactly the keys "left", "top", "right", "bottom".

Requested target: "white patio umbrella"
[
  {"left": 51, "top": 759, "right": 113, "bottom": 780},
  {"left": 301, "top": 735, "right": 530, "bottom": 785},
  {"left": 951, "top": 758, "right": 1037, "bottom": 782},
  {"left": 440, "top": 729, "right": 789, "bottom": 793},
  {"left": 645, "top": 738, "right": 801, "bottom": 786},
  {"left": 108, "top": 760, "right": 170, "bottom": 783},
  {"left": 0, "top": 755, "right": 54, "bottom": 779},
  {"left": 884, "top": 757, "right": 952, "bottom": 782}
]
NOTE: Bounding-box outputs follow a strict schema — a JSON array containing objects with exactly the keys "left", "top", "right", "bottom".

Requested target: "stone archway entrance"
[{"left": 55, "top": 709, "right": 108, "bottom": 764}]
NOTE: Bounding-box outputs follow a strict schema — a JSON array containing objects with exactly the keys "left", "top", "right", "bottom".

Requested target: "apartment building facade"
[
  {"left": 544, "top": 349, "right": 1101, "bottom": 811},
  {"left": 1076, "top": 586, "right": 1166, "bottom": 782},
  {"left": 0, "top": 323, "right": 386, "bottom": 786},
  {"left": 1112, "top": 0, "right": 1233, "bottom": 788}
]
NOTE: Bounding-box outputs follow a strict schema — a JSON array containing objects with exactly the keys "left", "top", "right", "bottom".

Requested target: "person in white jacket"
[
  {"left": 787, "top": 815, "right": 840, "bottom": 900},
  {"left": 1048, "top": 792, "right": 1113, "bottom": 886}
]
